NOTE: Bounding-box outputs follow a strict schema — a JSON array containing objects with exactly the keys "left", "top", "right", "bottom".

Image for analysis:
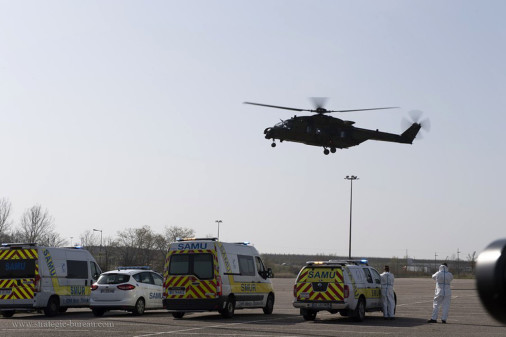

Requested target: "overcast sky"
[{"left": 1, "top": 1, "right": 505, "bottom": 261}]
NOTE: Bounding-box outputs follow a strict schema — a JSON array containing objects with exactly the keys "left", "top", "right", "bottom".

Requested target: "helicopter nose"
[{"left": 264, "top": 127, "right": 272, "bottom": 137}]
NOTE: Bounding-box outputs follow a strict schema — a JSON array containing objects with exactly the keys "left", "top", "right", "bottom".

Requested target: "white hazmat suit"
[
  {"left": 431, "top": 264, "right": 453, "bottom": 322},
  {"left": 380, "top": 270, "right": 395, "bottom": 318}
]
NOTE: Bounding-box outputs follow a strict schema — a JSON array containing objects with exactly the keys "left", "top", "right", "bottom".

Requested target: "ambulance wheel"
[
  {"left": 263, "top": 294, "right": 274, "bottom": 314},
  {"left": 172, "top": 312, "right": 185, "bottom": 319},
  {"left": 301, "top": 308, "right": 317, "bottom": 321},
  {"left": 92, "top": 308, "right": 105, "bottom": 317},
  {"left": 353, "top": 297, "right": 366, "bottom": 322},
  {"left": 220, "top": 297, "right": 235, "bottom": 318},
  {"left": 44, "top": 296, "right": 60, "bottom": 317},
  {"left": 59, "top": 307, "right": 68, "bottom": 313},
  {"left": 132, "top": 298, "right": 145, "bottom": 316},
  {"left": 1, "top": 310, "right": 15, "bottom": 318}
]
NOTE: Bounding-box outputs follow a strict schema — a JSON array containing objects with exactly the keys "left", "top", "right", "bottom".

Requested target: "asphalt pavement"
[{"left": 1, "top": 278, "right": 504, "bottom": 337}]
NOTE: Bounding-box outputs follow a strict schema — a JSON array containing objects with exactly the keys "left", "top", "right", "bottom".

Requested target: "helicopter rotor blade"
[
  {"left": 324, "top": 107, "right": 399, "bottom": 113},
  {"left": 244, "top": 101, "right": 399, "bottom": 114},
  {"left": 243, "top": 102, "right": 306, "bottom": 112}
]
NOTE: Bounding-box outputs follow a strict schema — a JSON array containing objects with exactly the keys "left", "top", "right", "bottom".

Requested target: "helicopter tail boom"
[{"left": 400, "top": 123, "right": 422, "bottom": 144}]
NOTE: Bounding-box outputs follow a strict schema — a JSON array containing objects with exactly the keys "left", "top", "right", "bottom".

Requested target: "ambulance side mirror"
[
  {"left": 267, "top": 268, "right": 273, "bottom": 279},
  {"left": 476, "top": 238, "right": 506, "bottom": 325}
]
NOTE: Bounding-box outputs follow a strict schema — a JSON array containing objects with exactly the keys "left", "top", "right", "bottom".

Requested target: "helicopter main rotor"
[{"left": 244, "top": 97, "right": 399, "bottom": 114}]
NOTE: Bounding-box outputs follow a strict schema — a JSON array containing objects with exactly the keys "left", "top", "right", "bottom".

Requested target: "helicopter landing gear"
[
  {"left": 323, "top": 148, "right": 330, "bottom": 155},
  {"left": 330, "top": 147, "right": 336, "bottom": 153},
  {"left": 271, "top": 142, "right": 276, "bottom": 148}
]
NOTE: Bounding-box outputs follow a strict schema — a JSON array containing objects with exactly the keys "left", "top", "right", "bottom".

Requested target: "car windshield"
[{"left": 97, "top": 273, "right": 131, "bottom": 284}]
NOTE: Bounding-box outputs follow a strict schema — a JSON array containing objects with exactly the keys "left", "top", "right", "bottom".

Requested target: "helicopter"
[{"left": 244, "top": 98, "right": 430, "bottom": 155}]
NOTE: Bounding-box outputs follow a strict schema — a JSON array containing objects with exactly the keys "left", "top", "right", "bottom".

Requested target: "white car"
[{"left": 90, "top": 267, "right": 163, "bottom": 316}]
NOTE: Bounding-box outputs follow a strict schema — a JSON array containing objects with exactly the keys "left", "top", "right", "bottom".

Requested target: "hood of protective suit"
[{"left": 439, "top": 265, "right": 448, "bottom": 272}]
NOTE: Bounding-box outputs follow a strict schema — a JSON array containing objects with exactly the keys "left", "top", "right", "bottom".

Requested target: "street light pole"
[
  {"left": 93, "top": 229, "right": 103, "bottom": 266},
  {"left": 215, "top": 220, "right": 222, "bottom": 240},
  {"left": 344, "top": 175, "right": 358, "bottom": 259}
]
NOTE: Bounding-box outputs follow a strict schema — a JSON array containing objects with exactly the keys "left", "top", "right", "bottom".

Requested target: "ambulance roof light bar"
[
  {"left": 176, "top": 237, "right": 218, "bottom": 242},
  {"left": 1, "top": 242, "right": 38, "bottom": 247}
]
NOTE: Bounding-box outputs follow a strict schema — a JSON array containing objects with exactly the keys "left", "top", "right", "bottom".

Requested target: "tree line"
[{"left": 0, "top": 198, "right": 195, "bottom": 272}]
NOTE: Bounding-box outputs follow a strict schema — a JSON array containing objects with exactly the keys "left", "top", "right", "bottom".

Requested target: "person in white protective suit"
[
  {"left": 380, "top": 265, "right": 395, "bottom": 319},
  {"left": 428, "top": 263, "right": 453, "bottom": 324}
]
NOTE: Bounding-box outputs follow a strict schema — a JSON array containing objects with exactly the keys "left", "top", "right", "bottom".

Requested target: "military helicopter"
[{"left": 244, "top": 98, "right": 430, "bottom": 155}]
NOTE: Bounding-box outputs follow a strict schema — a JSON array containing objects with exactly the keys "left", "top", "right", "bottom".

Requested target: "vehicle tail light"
[
  {"left": 91, "top": 284, "right": 98, "bottom": 291},
  {"left": 216, "top": 275, "right": 222, "bottom": 297},
  {"left": 344, "top": 285, "right": 349, "bottom": 298},
  {"left": 34, "top": 274, "right": 41, "bottom": 292},
  {"left": 293, "top": 284, "right": 297, "bottom": 298},
  {"left": 117, "top": 284, "right": 136, "bottom": 290}
]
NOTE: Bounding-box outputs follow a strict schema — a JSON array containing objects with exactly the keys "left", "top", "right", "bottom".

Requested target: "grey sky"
[{"left": 1, "top": 1, "right": 505, "bottom": 260}]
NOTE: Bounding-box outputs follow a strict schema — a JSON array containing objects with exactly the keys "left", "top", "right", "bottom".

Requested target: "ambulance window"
[
  {"left": 370, "top": 268, "right": 381, "bottom": 284},
  {"left": 238, "top": 255, "right": 255, "bottom": 276},
  {"left": 362, "top": 268, "right": 373, "bottom": 284},
  {"left": 67, "top": 260, "right": 89, "bottom": 279},
  {"left": 169, "top": 254, "right": 190, "bottom": 275},
  {"left": 255, "top": 257, "right": 266, "bottom": 272},
  {"left": 0, "top": 259, "right": 36, "bottom": 278},
  {"left": 152, "top": 272, "right": 163, "bottom": 286},
  {"left": 193, "top": 254, "right": 213, "bottom": 279}
]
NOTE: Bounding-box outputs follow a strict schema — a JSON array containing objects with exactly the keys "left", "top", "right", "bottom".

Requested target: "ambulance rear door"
[
  {"left": 0, "top": 247, "right": 38, "bottom": 305},
  {"left": 295, "top": 265, "right": 345, "bottom": 305},
  {"left": 164, "top": 241, "right": 219, "bottom": 300}
]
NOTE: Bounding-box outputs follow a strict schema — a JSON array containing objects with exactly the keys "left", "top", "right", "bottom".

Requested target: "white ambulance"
[
  {"left": 293, "top": 260, "right": 396, "bottom": 322},
  {"left": 0, "top": 243, "right": 101, "bottom": 318},
  {"left": 163, "top": 238, "right": 274, "bottom": 318}
]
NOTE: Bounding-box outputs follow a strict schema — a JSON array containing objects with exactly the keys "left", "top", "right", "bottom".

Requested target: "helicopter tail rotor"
[{"left": 401, "top": 110, "right": 430, "bottom": 140}]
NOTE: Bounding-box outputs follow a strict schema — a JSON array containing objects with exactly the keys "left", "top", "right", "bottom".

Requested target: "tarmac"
[{"left": 0, "top": 278, "right": 504, "bottom": 336}]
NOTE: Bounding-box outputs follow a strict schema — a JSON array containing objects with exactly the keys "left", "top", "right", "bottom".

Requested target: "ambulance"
[
  {"left": 293, "top": 260, "right": 395, "bottom": 322},
  {"left": 0, "top": 243, "right": 101, "bottom": 318},
  {"left": 163, "top": 238, "right": 274, "bottom": 318}
]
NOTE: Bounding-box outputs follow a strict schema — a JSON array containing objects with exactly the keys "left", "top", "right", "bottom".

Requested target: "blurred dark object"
[{"left": 476, "top": 239, "right": 506, "bottom": 325}]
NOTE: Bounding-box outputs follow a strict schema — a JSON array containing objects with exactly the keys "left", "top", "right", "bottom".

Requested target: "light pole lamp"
[
  {"left": 93, "top": 229, "right": 103, "bottom": 266},
  {"left": 215, "top": 220, "right": 222, "bottom": 240},
  {"left": 344, "top": 175, "right": 359, "bottom": 259}
]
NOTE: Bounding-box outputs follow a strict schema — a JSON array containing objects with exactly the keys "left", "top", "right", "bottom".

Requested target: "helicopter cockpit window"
[{"left": 275, "top": 120, "right": 292, "bottom": 129}]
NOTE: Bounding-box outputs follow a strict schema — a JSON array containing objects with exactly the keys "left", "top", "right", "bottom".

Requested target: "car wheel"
[
  {"left": 92, "top": 308, "right": 105, "bottom": 317},
  {"left": 220, "top": 297, "right": 235, "bottom": 318},
  {"left": 263, "top": 294, "right": 274, "bottom": 314},
  {"left": 132, "top": 298, "right": 145, "bottom": 316},
  {"left": 1, "top": 310, "right": 15, "bottom": 318},
  {"left": 44, "top": 297, "right": 60, "bottom": 317},
  {"left": 58, "top": 307, "right": 68, "bottom": 313},
  {"left": 172, "top": 312, "right": 185, "bottom": 319},
  {"left": 353, "top": 298, "right": 366, "bottom": 322},
  {"left": 301, "top": 308, "right": 317, "bottom": 321}
]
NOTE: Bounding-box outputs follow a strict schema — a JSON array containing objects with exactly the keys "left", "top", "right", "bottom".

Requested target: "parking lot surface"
[{"left": 1, "top": 278, "right": 504, "bottom": 336}]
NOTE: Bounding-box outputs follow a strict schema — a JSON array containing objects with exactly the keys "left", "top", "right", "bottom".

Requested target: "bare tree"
[
  {"left": 0, "top": 198, "right": 12, "bottom": 242},
  {"left": 164, "top": 225, "right": 195, "bottom": 244},
  {"left": 80, "top": 230, "right": 99, "bottom": 248},
  {"left": 467, "top": 251, "right": 477, "bottom": 273},
  {"left": 18, "top": 205, "right": 64, "bottom": 246}
]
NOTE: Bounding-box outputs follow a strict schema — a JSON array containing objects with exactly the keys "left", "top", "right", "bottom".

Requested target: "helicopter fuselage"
[{"left": 264, "top": 114, "right": 420, "bottom": 152}]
